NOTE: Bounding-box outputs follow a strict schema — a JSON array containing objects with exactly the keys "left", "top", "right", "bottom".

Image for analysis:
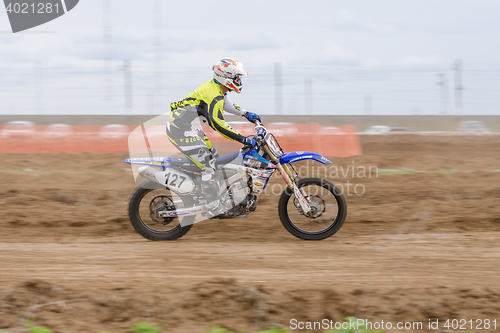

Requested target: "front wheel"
[{"left": 278, "top": 178, "right": 347, "bottom": 240}]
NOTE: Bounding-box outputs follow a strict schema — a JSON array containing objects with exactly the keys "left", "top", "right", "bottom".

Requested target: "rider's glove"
[
  {"left": 244, "top": 111, "right": 261, "bottom": 123},
  {"left": 243, "top": 136, "right": 257, "bottom": 148}
]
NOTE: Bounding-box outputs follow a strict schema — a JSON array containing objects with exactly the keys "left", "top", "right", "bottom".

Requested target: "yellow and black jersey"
[{"left": 168, "top": 79, "right": 246, "bottom": 143}]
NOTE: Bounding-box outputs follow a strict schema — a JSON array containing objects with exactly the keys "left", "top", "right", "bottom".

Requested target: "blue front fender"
[{"left": 279, "top": 151, "right": 332, "bottom": 165}]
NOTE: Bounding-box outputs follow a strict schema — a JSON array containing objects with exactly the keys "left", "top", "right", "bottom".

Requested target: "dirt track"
[{"left": 1, "top": 135, "right": 500, "bottom": 332}]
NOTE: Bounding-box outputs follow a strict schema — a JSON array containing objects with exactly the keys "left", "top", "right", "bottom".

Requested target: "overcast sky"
[{"left": 1, "top": 0, "right": 499, "bottom": 116}]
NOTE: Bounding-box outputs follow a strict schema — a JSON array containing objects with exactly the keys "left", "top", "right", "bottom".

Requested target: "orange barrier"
[
  {"left": 0, "top": 123, "right": 362, "bottom": 157},
  {"left": 316, "top": 126, "right": 362, "bottom": 157},
  {"left": 274, "top": 124, "right": 362, "bottom": 157}
]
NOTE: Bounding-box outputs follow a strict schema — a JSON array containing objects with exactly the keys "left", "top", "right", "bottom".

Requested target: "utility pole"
[
  {"left": 436, "top": 74, "right": 449, "bottom": 115},
  {"left": 147, "top": 90, "right": 154, "bottom": 115},
  {"left": 454, "top": 59, "right": 463, "bottom": 116},
  {"left": 34, "top": 61, "right": 43, "bottom": 115},
  {"left": 364, "top": 93, "right": 372, "bottom": 115},
  {"left": 288, "top": 93, "right": 297, "bottom": 114},
  {"left": 103, "top": 0, "right": 111, "bottom": 106},
  {"left": 304, "top": 78, "right": 312, "bottom": 115},
  {"left": 122, "top": 60, "right": 133, "bottom": 114},
  {"left": 153, "top": 0, "right": 162, "bottom": 115},
  {"left": 274, "top": 62, "right": 283, "bottom": 115}
]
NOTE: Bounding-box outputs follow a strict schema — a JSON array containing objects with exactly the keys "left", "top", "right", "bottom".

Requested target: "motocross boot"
[{"left": 201, "top": 179, "right": 225, "bottom": 218}]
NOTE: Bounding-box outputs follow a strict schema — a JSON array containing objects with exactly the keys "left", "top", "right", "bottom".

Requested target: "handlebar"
[
  {"left": 241, "top": 120, "right": 264, "bottom": 153},
  {"left": 253, "top": 119, "right": 263, "bottom": 126},
  {"left": 254, "top": 121, "right": 266, "bottom": 143},
  {"left": 244, "top": 118, "right": 282, "bottom": 158}
]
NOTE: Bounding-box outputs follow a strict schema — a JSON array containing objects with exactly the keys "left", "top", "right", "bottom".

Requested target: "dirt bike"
[{"left": 125, "top": 120, "right": 347, "bottom": 240}]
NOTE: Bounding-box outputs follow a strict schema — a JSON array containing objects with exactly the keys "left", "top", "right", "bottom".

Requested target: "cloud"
[
  {"left": 361, "top": 59, "right": 381, "bottom": 67},
  {"left": 1, "top": 0, "right": 500, "bottom": 116},
  {"left": 397, "top": 55, "right": 445, "bottom": 66}
]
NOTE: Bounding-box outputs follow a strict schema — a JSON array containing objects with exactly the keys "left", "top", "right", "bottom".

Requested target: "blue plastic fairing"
[
  {"left": 279, "top": 151, "right": 332, "bottom": 165},
  {"left": 125, "top": 151, "right": 243, "bottom": 170},
  {"left": 242, "top": 150, "right": 276, "bottom": 169},
  {"left": 125, "top": 157, "right": 171, "bottom": 170}
]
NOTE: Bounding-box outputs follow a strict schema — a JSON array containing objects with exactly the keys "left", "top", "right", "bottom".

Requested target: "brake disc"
[
  {"left": 307, "top": 194, "right": 326, "bottom": 218},
  {"left": 294, "top": 194, "right": 325, "bottom": 218}
]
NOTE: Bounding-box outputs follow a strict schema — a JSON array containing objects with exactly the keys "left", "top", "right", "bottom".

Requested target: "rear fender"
[{"left": 125, "top": 157, "right": 171, "bottom": 171}]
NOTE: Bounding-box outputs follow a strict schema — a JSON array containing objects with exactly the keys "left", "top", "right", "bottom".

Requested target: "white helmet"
[{"left": 213, "top": 58, "right": 248, "bottom": 93}]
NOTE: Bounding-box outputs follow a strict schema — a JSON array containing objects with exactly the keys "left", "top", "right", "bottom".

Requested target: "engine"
[{"left": 218, "top": 179, "right": 258, "bottom": 219}]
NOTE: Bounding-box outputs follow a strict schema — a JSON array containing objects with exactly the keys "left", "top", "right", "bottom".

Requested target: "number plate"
[
  {"left": 265, "top": 133, "right": 282, "bottom": 156},
  {"left": 157, "top": 169, "right": 195, "bottom": 193}
]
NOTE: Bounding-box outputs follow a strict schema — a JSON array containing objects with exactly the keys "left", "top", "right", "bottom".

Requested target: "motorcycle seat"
[{"left": 170, "top": 150, "right": 240, "bottom": 170}]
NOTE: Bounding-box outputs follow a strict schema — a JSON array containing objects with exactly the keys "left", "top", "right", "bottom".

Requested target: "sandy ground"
[{"left": 1, "top": 135, "right": 500, "bottom": 332}]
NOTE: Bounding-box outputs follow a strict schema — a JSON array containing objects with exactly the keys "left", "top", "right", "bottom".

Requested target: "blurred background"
[
  {"left": 1, "top": 0, "right": 500, "bottom": 118},
  {"left": 1, "top": 1, "right": 500, "bottom": 333}
]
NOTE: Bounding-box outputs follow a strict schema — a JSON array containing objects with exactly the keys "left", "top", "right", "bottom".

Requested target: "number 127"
[{"left": 165, "top": 172, "right": 186, "bottom": 187}]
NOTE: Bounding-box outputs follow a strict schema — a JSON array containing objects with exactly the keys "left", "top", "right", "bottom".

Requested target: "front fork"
[{"left": 264, "top": 145, "right": 311, "bottom": 214}]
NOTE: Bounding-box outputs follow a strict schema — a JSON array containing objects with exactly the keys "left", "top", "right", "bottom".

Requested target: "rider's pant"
[{"left": 166, "top": 126, "right": 217, "bottom": 181}]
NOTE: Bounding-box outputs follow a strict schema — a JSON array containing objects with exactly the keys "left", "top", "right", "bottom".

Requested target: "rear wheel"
[
  {"left": 127, "top": 182, "right": 195, "bottom": 240},
  {"left": 278, "top": 178, "right": 347, "bottom": 240}
]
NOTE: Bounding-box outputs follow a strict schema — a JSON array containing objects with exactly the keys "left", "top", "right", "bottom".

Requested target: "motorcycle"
[{"left": 125, "top": 120, "right": 347, "bottom": 240}]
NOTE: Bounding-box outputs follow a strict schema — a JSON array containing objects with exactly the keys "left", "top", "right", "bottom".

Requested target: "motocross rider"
[{"left": 167, "top": 58, "right": 261, "bottom": 215}]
